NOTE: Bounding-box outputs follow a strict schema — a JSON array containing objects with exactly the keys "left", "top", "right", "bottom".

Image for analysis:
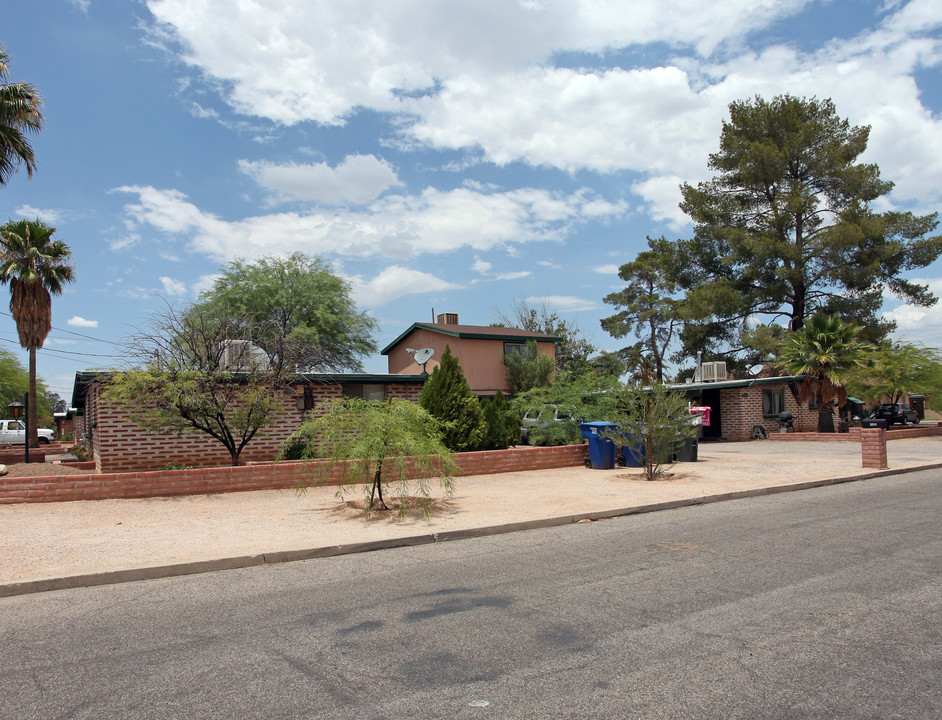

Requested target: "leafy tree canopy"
[
  {"left": 0, "top": 348, "right": 54, "bottom": 425},
  {"left": 109, "top": 254, "right": 379, "bottom": 466},
  {"left": 845, "top": 340, "right": 942, "bottom": 405},
  {"left": 512, "top": 369, "right": 622, "bottom": 445},
  {"left": 193, "top": 253, "right": 377, "bottom": 373},
  {"left": 504, "top": 340, "right": 555, "bottom": 394},
  {"left": 610, "top": 95, "right": 942, "bottom": 366},
  {"left": 601, "top": 245, "right": 682, "bottom": 382},
  {"left": 493, "top": 298, "right": 595, "bottom": 376},
  {"left": 107, "top": 303, "right": 292, "bottom": 466}
]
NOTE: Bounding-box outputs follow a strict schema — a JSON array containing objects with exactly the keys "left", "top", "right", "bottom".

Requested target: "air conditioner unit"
[
  {"left": 700, "top": 361, "right": 727, "bottom": 382},
  {"left": 220, "top": 340, "right": 269, "bottom": 372}
]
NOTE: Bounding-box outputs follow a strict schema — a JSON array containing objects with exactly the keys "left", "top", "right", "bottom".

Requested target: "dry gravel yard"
[{"left": 0, "top": 462, "right": 85, "bottom": 477}]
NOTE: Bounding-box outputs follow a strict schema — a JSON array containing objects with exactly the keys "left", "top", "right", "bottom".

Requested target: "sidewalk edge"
[{"left": 3, "top": 463, "right": 940, "bottom": 598}]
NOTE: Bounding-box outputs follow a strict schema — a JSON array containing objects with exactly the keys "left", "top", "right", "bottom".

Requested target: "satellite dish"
[
  {"left": 747, "top": 364, "right": 765, "bottom": 376},
  {"left": 406, "top": 347, "right": 435, "bottom": 374}
]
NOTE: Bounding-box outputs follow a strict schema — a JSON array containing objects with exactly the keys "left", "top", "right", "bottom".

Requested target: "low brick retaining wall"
[
  {"left": 768, "top": 424, "right": 942, "bottom": 442},
  {"left": 0, "top": 448, "right": 46, "bottom": 464},
  {"left": 0, "top": 441, "right": 73, "bottom": 465},
  {"left": 0, "top": 444, "right": 589, "bottom": 505}
]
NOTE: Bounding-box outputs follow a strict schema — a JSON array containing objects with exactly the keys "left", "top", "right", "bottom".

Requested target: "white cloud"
[
  {"left": 116, "top": 184, "right": 626, "bottom": 263},
  {"left": 14, "top": 205, "right": 61, "bottom": 224},
  {"left": 883, "top": 277, "right": 942, "bottom": 347},
  {"left": 238, "top": 154, "right": 401, "bottom": 205},
  {"left": 159, "top": 276, "right": 188, "bottom": 296},
  {"left": 67, "top": 316, "right": 98, "bottom": 328},
  {"left": 593, "top": 264, "right": 621, "bottom": 275},
  {"left": 146, "top": 0, "right": 809, "bottom": 125},
  {"left": 408, "top": 66, "right": 716, "bottom": 177},
  {"left": 110, "top": 232, "right": 142, "bottom": 251},
  {"left": 495, "top": 271, "right": 532, "bottom": 281},
  {"left": 525, "top": 294, "right": 598, "bottom": 312},
  {"left": 144, "top": 0, "right": 942, "bottom": 225},
  {"left": 349, "top": 265, "right": 462, "bottom": 307},
  {"left": 472, "top": 257, "right": 492, "bottom": 274}
]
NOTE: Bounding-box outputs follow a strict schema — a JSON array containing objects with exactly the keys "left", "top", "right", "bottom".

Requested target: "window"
[
  {"left": 762, "top": 388, "right": 784, "bottom": 417},
  {"left": 503, "top": 341, "right": 529, "bottom": 357},
  {"left": 343, "top": 383, "right": 386, "bottom": 402}
]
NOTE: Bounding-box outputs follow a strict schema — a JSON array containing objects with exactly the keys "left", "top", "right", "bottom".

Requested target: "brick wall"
[
  {"left": 84, "top": 379, "right": 428, "bottom": 474},
  {"left": 88, "top": 388, "right": 318, "bottom": 473},
  {"left": 767, "top": 424, "right": 942, "bottom": 442},
  {"left": 861, "top": 427, "right": 888, "bottom": 469},
  {"left": 0, "top": 443, "right": 589, "bottom": 504},
  {"left": 718, "top": 383, "right": 817, "bottom": 441}
]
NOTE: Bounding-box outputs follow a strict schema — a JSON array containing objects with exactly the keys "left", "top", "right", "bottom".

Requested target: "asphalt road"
[{"left": 1, "top": 470, "right": 940, "bottom": 719}]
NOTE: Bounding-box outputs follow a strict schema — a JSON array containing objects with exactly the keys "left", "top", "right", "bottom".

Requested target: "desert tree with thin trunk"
[
  {"left": 105, "top": 302, "right": 294, "bottom": 467},
  {"left": 288, "top": 397, "right": 457, "bottom": 517},
  {"left": 606, "top": 382, "right": 700, "bottom": 481}
]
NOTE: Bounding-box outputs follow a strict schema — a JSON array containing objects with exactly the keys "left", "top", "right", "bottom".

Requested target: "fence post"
[{"left": 860, "top": 427, "right": 888, "bottom": 469}]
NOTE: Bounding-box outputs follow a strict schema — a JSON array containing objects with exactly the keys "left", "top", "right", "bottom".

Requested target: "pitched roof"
[
  {"left": 70, "top": 370, "right": 426, "bottom": 409},
  {"left": 665, "top": 375, "right": 805, "bottom": 393},
  {"left": 381, "top": 323, "right": 559, "bottom": 355}
]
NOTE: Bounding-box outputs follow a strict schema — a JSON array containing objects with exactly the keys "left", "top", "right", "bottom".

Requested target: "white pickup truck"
[{"left": 0, "top": 419, "right": 55, "bottom": 445}]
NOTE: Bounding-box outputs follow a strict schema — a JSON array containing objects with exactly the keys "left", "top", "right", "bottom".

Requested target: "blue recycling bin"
[
  {"left": 621, "top": 437, "right": 645, "bottom": 467},
  {"left": 579, "top": 422, "right": 617, "bottom": 469}
]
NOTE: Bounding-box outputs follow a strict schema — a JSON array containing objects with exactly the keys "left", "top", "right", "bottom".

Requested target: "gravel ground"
[{"left": 0, "top": 462, "right": 85, "bottom": 477}]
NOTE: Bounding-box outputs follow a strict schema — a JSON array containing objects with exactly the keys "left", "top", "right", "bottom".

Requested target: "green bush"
[
  {"left": 480, "top": 391, "right": 519, "bottom": 449},
  {"left": 419, "top": 345, "right": 486, "bottom": 451}
]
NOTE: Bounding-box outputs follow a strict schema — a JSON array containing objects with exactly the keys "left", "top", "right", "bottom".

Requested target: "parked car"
[
  {"left": 0, "top": 419, "right": 55, "bottom": 444},
  {"left": 874, "top": 403, "right": 919, "bottom": 426},
  {"left": 520, "top": 405, "right": 580, "bottom": 445}
]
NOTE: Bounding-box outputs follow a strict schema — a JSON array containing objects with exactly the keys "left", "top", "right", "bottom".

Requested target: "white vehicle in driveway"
[{"left": 0, "top": 419, "right": 55, "bottom": 445}]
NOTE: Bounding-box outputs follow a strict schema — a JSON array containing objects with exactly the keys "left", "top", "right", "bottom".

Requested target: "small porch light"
[{"left": 8, "top": 398, "right": 24, "bottom": 419}]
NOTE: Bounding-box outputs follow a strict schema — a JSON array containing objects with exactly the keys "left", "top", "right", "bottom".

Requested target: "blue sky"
[{"left": 2, "top": 0, "right": 941, "bottom": 404}]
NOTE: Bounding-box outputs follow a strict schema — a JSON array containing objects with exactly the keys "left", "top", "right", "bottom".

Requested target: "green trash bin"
[{"left": 675, "top": 435, "right": 698, "bottom": 462}]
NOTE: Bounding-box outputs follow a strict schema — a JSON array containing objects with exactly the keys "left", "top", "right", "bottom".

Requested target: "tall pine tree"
[{"left": 419, "top": 345, "right": 486, "bottom": 452}]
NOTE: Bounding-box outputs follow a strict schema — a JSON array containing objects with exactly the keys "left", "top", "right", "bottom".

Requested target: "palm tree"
[
  {"left": 0, "top": 46, "right": 44, "bottom": 185},
  {"left": 0, "top": 219, "right": 74, "bottom": 448},
  {"left": 778, "top": 313, "right": 868, "bottom": 432}
]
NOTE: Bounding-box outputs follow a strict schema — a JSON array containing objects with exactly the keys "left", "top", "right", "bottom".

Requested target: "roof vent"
[{"left": 436, "top": 312, "right": 459, "bottom": 325}]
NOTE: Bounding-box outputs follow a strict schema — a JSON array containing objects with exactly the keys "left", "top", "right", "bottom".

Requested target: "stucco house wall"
[{"left": 383, "top": 315, "right": 557, "bottom": 396}]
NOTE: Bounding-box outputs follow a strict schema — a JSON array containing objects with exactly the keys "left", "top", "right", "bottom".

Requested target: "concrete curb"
[{"left": 2, "top": 462, "right": 940, "bottom": 598}]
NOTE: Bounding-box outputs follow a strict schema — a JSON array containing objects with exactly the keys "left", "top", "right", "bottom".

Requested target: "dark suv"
[{"left": 874, "top": 403, "right": 919, "bottom": 426}]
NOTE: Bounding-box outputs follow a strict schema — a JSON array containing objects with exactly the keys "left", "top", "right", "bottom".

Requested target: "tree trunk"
[
  {"left": 28, "top": 347, "right": 38, "bottom": 449},
  {"left": 817, "top": 408, "right": 835, "bottom": 433},
  {"left": 369, "top": 458, "right": 388, "bottom": 510}
]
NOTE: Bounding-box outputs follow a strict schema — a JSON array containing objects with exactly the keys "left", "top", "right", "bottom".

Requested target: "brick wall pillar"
[{"left": 861, "top": 427, "right": 888, "bottom": 469}]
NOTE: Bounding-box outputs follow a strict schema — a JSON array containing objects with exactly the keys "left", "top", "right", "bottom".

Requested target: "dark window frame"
[{"left": 762, "top": 388, "right": 785, "bottom": 418}]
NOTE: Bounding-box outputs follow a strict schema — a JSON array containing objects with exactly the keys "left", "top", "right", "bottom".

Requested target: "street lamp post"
[{"left": 8, "top": 394, "right": 28, "bottom": 464}]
